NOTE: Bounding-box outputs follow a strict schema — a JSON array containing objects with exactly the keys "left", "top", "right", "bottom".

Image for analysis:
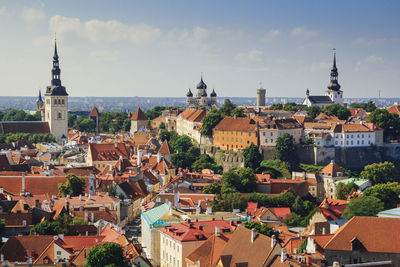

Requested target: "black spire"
[
  {"left": 51, "top": 39, "right": 61, "bottom": 87},
  {"left": 38, "top": 89, "right": 42, "bottom": 102},
  {"left": 327, "top": 49, "right": 341, "bottom": 91}
]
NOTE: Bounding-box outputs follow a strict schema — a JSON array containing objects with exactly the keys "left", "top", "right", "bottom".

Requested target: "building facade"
[{"left": 186, "top": 75, "right": 217, "bottom": 107}]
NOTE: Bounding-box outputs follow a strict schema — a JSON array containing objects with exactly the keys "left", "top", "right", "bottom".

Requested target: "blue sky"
[{"left": 0, "top": 0, "right": 399, "bottom": 98}]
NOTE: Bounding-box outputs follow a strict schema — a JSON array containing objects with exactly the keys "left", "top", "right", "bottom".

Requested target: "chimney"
[
  {"left": 271, "top": 234, "right": 276, "bottom": 248},
  {"left": 215, "top": 226, "right": 220, "bottom": 237},
  {"left": 157, "top": 152, "right": 161, "bottom": 163},
  {"left": 114, "top": 142, "right": 117, "bottom": 148},
  {"left": 332, "top": 261, "right": 340, "bottom": 267},
  {"left": 79, "top": 194, "right": 82, "bottom": 201},
  {"left": 35, "top": 199, "right": 40, "bottom": 208},
  {"left": 98, "top": 221, "right": 103, "bottom": 236},
  {"left": 21, "top": 172, "right": 26, "bottom": 195},
  {"left": 251, "top": 229, "right": 257, "bottom": 243},
  {"left": 280, "top": 248, "right": 287, "bottom": 262},
  {"left": 84, "top": 210, "right": 88, "bottom": 221},
  {"left": 0, "top": 187, "right": 3, "bottom": 194},
  {"left": 322, "top": 227, "right": 326, "bottom": 235}
]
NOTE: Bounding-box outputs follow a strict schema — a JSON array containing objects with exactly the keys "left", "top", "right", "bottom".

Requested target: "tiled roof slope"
[
  {"left": 131, "top": 107, "right": 148, "bottom": 121},
  {"left": 88, "top": 143, "right": 129, "bottom": 161},
  {"left": 214, "top": 117, "right": 256, "bottom": 132},
  {"left": 324, "top": 216, "right": 400, "bottom": 253},
  {"left": 88, "top": 106, "right": 100, "bottom": 117},
  {"left": 0, "top": 121, "right": 50, "bottom": 134},
  {"left": 158, "top": 139, "right": 174, "bottom": 154}
]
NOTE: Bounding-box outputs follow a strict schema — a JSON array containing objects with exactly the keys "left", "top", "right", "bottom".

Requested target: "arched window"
[{"left": 58, "top": 112, "right": 62, "bottom": 119}]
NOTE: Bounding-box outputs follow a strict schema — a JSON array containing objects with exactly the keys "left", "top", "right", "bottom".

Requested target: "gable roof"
[
  {"left": 88, "top": 106, "right": 100, "bottom": 117},
  {"left": 88, "top": 143, "right": 129, "bottom": 162},
  {"left": 0, "top": 121, "right": 50, "bottom": 134},
  {"left": 158, "top": 140, "right": 174, "bottom": 155},
  {"left": 307, "top": 96, "right": 333, "bottom": 104},
  {"left": 387, "top": 105, "right": 400, "bottom": 116},
  {"left": 131, "top": 107, "right": 148, "bottom": 121},
  {"left": 324, "top": 216, "right": 400, "bottom": 253},
  {"left": 320, "top": 160, "right": 345, "bottom": 177},
  {"left": 214, "top": 117, "right": 256, "bottom": 132},
  {"left": 179, "top": 109, "right": 207, "bottom": 122},
  {"left": 0, "top": 236, "right": 54, "bottom": 262}
]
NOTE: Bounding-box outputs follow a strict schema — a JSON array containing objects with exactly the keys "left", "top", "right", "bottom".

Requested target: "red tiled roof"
[
  {"left": 130, "top": 107, "right": 147, "bottom": 121},
  {"left": 0, "top": 176, "right": 67, "bottom": 196},
  {"left": 214, "top": 117, "right": 256, "bottom": 132},
  {"left": 158, "top": 140, "right": 174, "bottom": 155},
  {"left": 320, "top": 161, "right": 345, "bottom": 177},
  {"left": 387, "top": 105, "right": 400, "bottom": 116},
  {"left": 318, "top": 198, "right": 348, "bottom": 221},
  {"left": 88, "top": 106, "right": 100, "bottom": 117},
  {"left": 179, "top": 109, "right": 206, "bottom": 122},
  {"left": 247, "top": 201, "right": 258, "bottom": 216},
  {"left": 88, "top": 143, "right": 129, "bottom": 162},
  {"left": 324, "top": 217, "right": 400, "bottom": 253}
]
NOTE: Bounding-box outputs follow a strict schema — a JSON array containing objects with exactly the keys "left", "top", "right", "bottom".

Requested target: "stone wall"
[{"left": 214, "top": 150, "right": 244, "bottom": 172}]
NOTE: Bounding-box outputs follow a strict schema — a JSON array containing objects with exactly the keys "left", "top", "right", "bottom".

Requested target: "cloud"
[
  {"left": 355, "top": 55, "right": 384, "bottom": 71},
  {"left": 235, "top": 50, "right": 264, "bottom": 63},
  {"left": 291, "top": 26, "right": 318, "bottom": 37},
  {"left": 310, "top": 61, "right": 331, "bottom": 72},
  {"left": 236, "top": 67, "right": 269, "bottom": 73},
  {"left": 22, "top": 7, "right": 45, "bottom": 23},
  {"left": 49, "top": 15, "right": 160, "bottom": 45},
  {"left": 89, "top": 50, "right": 120, "bottom": 61},
  {"left": 352, "top": 37, "right": 400, "bottom": 46},
  {"left": 166, "top": 26, "right": 209, "bottom": 46},
  {"left": 261, "top": 29, "right": 281, "bottom": 42}
]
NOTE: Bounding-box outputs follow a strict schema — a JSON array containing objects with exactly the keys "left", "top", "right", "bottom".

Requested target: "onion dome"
[
  {"left": 186, "top": 88, "right": 193, "bottom": 97},
  {"left": 210, "top": 89, "right": 217, "bottom": 97},
  {"left": 202, "top": 91, "right": 207, "bottom": 97},
  {"left": 197, "top": 76, "right": 207, "bottom": 89}
]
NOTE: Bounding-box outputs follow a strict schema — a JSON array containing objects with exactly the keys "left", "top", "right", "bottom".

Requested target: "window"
[
  {"left": 54, "top": 99, "right": 57, "bottom": 105},
  {"left": 270, "top": 132, "right": 273, "bottom": 136},
  {"left": 335, "top": 141, "right": 338, "bottom": 145},
  {"left": 249, "top": 132, "right": 251, "bottom": 136},
  {"left": 265, "top": 139, "right": 268, "bottom": 143},
  {"left": 236, "top": 138, "right": 238, "bottom": 142},
  {"left": 222, "top": 137, "right": 224, "bottom": 141},
  {"left": 231, "top": 138, "right": 233, "bottom": 142},
  {"left": 247, "top": 140, "right": 249, "bottom": 144},
  {"left": 351, "top": 141, "right": 353, "bottom": 145},
  {"left": 58, "top": 112, "right": 62, "bottom": 119},
  {"left": 357, "top": 134, "right": 360, "bottom": 138},
  {"left": 263, "top": 132, "right": 266, "bottom": 136},
  {"left": 57, "top": 251, "right": 61, "bottom": 255},
  {"left": 357, "top": 140, "right": 359, "bottom": 144},
  {"left": 271, "top": 139, "right": 273, "bottom": 143},
  {"left": 362, "top": 134, "right": 364, "bottom": 138},
  {"left": 46, "top": 99, "right": 50, "bottom": 104},
  {"left": 346, "top": 141, "right": 349, "bottom": 145},
  {"left": 362, "top": 140, "right": 364, "bottom": 144},
  {"left": 62, "top": 99, "right": 65, "bottom": 104}
]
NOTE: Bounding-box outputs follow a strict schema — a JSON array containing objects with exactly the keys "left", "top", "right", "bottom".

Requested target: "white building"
[
  {"left": 333, "top": 123, "right": 376, "bottom": 147},
  {"left": 176, "top": 109, "right": 206, "bottom": 144},
  {"left": 186, "top": 75, "right": 217, "bottom": 107}
]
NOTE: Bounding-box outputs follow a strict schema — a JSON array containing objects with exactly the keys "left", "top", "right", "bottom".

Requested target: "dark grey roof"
[
  {"left": 0, "top": 121, "right": 50, "bottom": 134},
  {"left": 307, "top": 95, "right": 333, "bottom": 104},
  {"left": 45, "top": 85, "right": 68, "bottom": 96}
]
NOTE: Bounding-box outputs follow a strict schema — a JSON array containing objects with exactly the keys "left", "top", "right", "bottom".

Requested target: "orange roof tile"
[
  {"left": 214, "top": 117, "right": 256, "bottom": 132},
  {"left": 88, "top": 106, "right": 100, "bottom": 117},
  {"left": 158, "top": 139, "right": 174, "bottom": 155},
  {"left": 320, "top": 161, "right": 345, "bottom": 177},
  {"left": 130, "top": 107, "right": 147, "bottom": 121}
]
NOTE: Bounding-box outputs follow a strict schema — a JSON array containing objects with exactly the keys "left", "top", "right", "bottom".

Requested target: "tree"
[
  {"left": 243, "top": 143, "right": 263, "bottom": 170},
  {"left": 342, "top": 196, "right": 384, "bottom": 219},
  {"left": 361, "top": 161, "right": 399, "bottom": 185},
  {"left": 336, "top": 182, "right": 359, "bottom": 200},
  {"left": 192, "top": 154, "right": 222, "bottom": 174},
  {"left": 220, "top": 99, "right": 236, "bottom": 116},
  {"left": 323, "top": 104, "right": 351, "bottom": 120},
  {"left": 244, "top": 221, "right": 279, "bottom": 238},
  {"left": 269, "top": 103, "right": 283, "bottom": 110},
  {"left": 30, "top": 221, "right": 60, "bottom": 235},
  {"left": 145, "top": 106, "right": 168, "bottom": 120},
  {"left": 222, "top": 168, "right": 256, "bottom": 193},
  {"left": 76, "top": 118, "right": 96, "bottom": 132},
  {"left": 104, "top": 185, "right": 117, "bottom": 197},
  {"left": 202, "top": 183, "right": 222, "bottom": 194},
  {"left": 367, "top": 109, "right": 400, "bottom": 139},
  {"left": 275, "top": 133, "right": 298, "bottom": 171},
  {"left": 201, "top": 110, "right": 223, "bottom": 136},
  {"left": 172, "top": 136, "right": 193, "bottom": 153},
  {"left": 231, "top": 107, "right": 246, "bottom": 118},
  {"left": 86, "top": 242, "right": 126, "bottom": 267},
  {"left": 305, "top": 106, "right": 322, "bottom": 119},
  {"left": 68, "top": 114, "right": 78, "bottom": 127},
  {"left": 58, "top": 174, "right": 86, "bottom": 197},
  {"left": 350, "top": 101, "right": 376, "bottom": 112},
  {"left": 283, "top": 103, "right": 300, "bottom": 112},
  {"left": 363, "top": 183, "right": 400, "bottom": 209},
  {"left": 159, "top": 122, "right": 166, "bottom": 129}
]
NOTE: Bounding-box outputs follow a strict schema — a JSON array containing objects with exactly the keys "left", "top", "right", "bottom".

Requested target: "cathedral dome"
[
  {"left": 186, "top": 89, "right": 193, "bottom": 97},
  {"left": 210, "top": 89, "right": 217, "bottom": 97},
  {"left": 202, "top": 91, "right": 207, "bottom": 97},
  {"left": 197, "top": 77, "right": 207, "bottom": 89}
]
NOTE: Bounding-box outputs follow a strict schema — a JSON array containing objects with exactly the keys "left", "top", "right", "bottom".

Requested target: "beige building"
[
  {"left": 130, "top": 107, "right": 148, "bottom": 134},
  {"left": 176, "top": 109, "right": 206, "bottom": 144},
  {"left": 258, "top": 118, "right": 303, "bottom": 147},
  {"left": 320, "top": 160, "right": 347, "bottom": 199},
  {"left": 87, "top": 143, "right": 130, "bottom": 171}
]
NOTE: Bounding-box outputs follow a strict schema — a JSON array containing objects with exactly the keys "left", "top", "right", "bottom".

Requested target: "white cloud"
[
  {"left": 0, "top": 7, "right": 7, "bottom": 17},
  {"left": 22, "top": 7, "right": 45, "bottom": 23},
  {"left": 235, "top": 49, "right": 264, "bottom": 63},
  {"left": 310, "top": 61, "right": 331, "bottom": 72},
  {"left": 49, "top": 15, "right": 160, "bottom": 45},
  {"left": 291, "top": 26, "right": 318, "bottom": 37},
  {"left": 261, "top": 29, "right": 281, "bottom": 42},
  {"left": 166, "top": 26, "right": 209, "bottom": 46},
  {"left": 89, "top": 50, "right": 120, "bottom": 61},
  {"left": 355, "top": 55, "right": 384, "bottom": 71},
  {"left": 352, "top": 37, "right": 400, "bottom": 46}
]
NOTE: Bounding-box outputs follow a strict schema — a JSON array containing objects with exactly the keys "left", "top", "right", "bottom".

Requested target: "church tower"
[
  {"left": 326, "top": 49, "right": 343, "bottom": 105},
  {"left": 44, "top": 39, "right": 69, "bottom": 142}
]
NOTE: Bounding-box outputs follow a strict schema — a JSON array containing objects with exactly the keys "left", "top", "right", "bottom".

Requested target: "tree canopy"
[
  {"left": 323, "top": 104, "right": 351, "bottom": 120},
  {"left": 172, "top": 136, "right": 193, "bottom": 153},
  {"left": 349, "top": 101, "right": 376, "bottom": 112},
  {"left": 201, "top": 109, "right": 223, "bottom": 136},
  {"left": 58, "top": 174, "right": 86, "bottom": 197},
  {"left": 305, "top": 106, "right": 323, "bottom": 119},
  {"left": 363, "top": 183, "right": 400, "bottom": 209},
  {"left": 243, "top": 143, "right": 263, "bottom": 170},
  {"left": 221, "top": 167, "right": 256, "bottom": 193},
  {"left": 342, "top": 196, "right": 384, "bottom": 219},
  {"left": 360, "top": 161, "right": 399, "bottom": 185},
  {"left": 367, "top": 109, "right": 400, "bottom": 139},
  {"left": 192, "top": 154, "right": 222, "bottom": 174},
  {"left": 220, "top": 99, "right": 237, "bottom": 117},
  {"left": 86, "top": 242, "right": 126, "bottom": 267},
  {"left": 336, "top": 182, "right": 359, "bottom": 200},
  {"left": 275, "top": 133, "right": 298, "bottom": 171},
  {"left": 145, "top": 106, "right": 168, "bottom": 120}
]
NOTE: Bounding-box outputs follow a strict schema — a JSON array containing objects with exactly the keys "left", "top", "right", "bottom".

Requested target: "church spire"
[
  {"left": 51, "top": 37, "right": 61, "bottom": 87},
  {"left": 327, "top": 48, "right": 341, "bottom": 91}
]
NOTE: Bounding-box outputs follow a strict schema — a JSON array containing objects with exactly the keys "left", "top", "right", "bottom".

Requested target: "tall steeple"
[
  {"left": 327, "top": 49, "right": 341, "bottom": 91},
  {"left": 51, "top": 37, "right": 61, "bottom": 87},
  {"left": 36, "top": 89, "right": 44, "bottom": 110}
]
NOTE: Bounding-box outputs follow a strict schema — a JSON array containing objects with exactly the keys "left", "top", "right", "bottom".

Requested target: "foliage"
[
  {"left": 212, "top": 192, "right": 247, "bottom": 212},
  {"left": 323, "top": 104, "right": 351, "bottom": 120},
  {"left": 231, "top": 107, "right": 246, "bottom": 118},
  {"left": 269, "top": 103, "right": 283, "bottom": 110},
  {"left": 172, "top": 136, "right": 193, "bottom": 153},
  {"left": 291, "top": 196, "right": 315, "bottom": 217},
  {"left": 145, "top": 106, "right": 168, "bottom": 120},
  {"left": 363, "top": 183, "right": 400, "bottom": 209},
  {"left": 245, "top": 192, "right": 296, "bottom": 208},
  {"left": 1, "top": 109, "right": 40, "bottom": 122},
  {"left": 283, "top": 103, "right": 301, "bottom": 112},
  {"left": 201, "top": 109, "right": 223, "bottom": 136},
  {"left": 158, "top": 129, "right": 179, "bottom": 145},
  {"left": 257, "top": 159, "right": 291, "bottom": 178},
  {"left": 342, "top": 196, "right": 384, "bottom": 219},
  {"left": 244, "top": 221, "right": 280, "bottom": 238},
  {"left": 336, "top": 182, "right": 359, "bottom": 200},
  {"left": 76, "top": 117, "right": 96, "bottom": 132},
  {"left": 202, "top": 182, "right": 222, "bottom": 194},
  {"left": 159, "top": 122, "right": 166, "bottom": 129},
  {"left": 0, "top": 133, "right": 56, "bottom": 144},
  {"left": 222, "top": 167, "right": 256, "bottom": 193},
  {"left": 299, "top": 164, "right": 323, "bottom": 173},
  {"left": 58, "top": 174, "right": 86, "bottom": 197},
  {"left": 68, "top": 113, "right": 78, "bottom": 127},
  {"left": 30, "top": 214, "right": 77, "bottom": 236},
  {"left": 275, "top": 133, "right": 299, "bottom": 171},
  {"left": 302, "top": 137, "right": 315, "bottom": 146},
  {"left": 360, "top": 161, "right": 399, "bottom": 185},
  {"left": 220, "top": 99, "right": 237, "bottom": 117},
  {"left": 367, "top": 109, "right": 400, "bottom": 139},
  {"left": 104, "top": 185, "right": 117, "bottom": 197},
  {"left": 243, "top": 143, "right": 263, "bottom": 170},
  {"left": 99, "top": 112, "right": 130, "bottom": 133},
  {"left": 192, "top": 154, "right": 222, "bottom": 174},
  {"left": 85, "top": 242, "right": 126, "bottom": 267},
  {"left": 305, "top": 106, "right": 323, "bottom": 119},
  {"left": 299, "top": 238, "right": 308, "bottom": 253},
  {"left": 349, "top": 101, "right": 377, "bottom": 112}
]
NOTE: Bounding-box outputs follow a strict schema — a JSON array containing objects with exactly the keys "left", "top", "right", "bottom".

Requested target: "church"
[
  {"left": 302, "top": 50, "right": 344, "bottom": 107},
  {"left": 186, "top": 75, "right": 217, "bottom": 107},
  {"left": 37, "top": 40, "right": 69, "bottom": 143}
]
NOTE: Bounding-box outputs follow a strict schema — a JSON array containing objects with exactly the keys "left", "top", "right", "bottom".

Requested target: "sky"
[{"left": 0, "top": 0, "right": 399, "bottom": 98}]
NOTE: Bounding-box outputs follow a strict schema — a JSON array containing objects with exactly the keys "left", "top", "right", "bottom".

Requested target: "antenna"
[{"left": 259, "top": 81, "right": 263, "bottom": 89}]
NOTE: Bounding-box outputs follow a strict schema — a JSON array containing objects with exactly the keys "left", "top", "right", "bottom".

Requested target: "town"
[{"left": 1, "top": 1, "right": 400, "bottom": 267}]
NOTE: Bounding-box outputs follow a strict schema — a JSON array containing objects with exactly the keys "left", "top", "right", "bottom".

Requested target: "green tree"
[
  {"left": 192, "top": 154, "right": 222, "bottom": 174},
  {"left": 361, "top": 161, "right": 399, "bottom": 185},
  {"left": 336, "top": 182, "right": 359, "bottom": 200},
  {"left": 220, "top": 99, "right": 236, "bottom": 116},
  {"left": 342, "top": 196, "right": 384, "bottom": 219},
  {"left": 173, "top": 136, "right": 193, "bottom": 153},
  {"left": 323, "top": 104, "right": 351, "bottom": 120},
  {"left": 243, "top": 143, "right": 263, "bottom": 170},
  {"left": 283, "top": 103, "right": 300, "bottom": 112},
  {"left": 275, "top": 133, "right": 298, "bottom": 171},
  {"left": 257, "top": 159, "right": 291, "bottom": 178},
  {"left": 244, "top": 221, "right": 280, "bottom": 238},
  {"left": 363, "top": 183, "right": 400, "bottom": 209},
  {"left": 269, "top": 103, "right": 283, "bottom": 110},
  {"left": 350, "top": 101, "right": 376, "bottom": 112},
  {"left": 159, "top": 122, "right": 166, "bottom": 130},
  {"left": 305, "top": 106, "right": 322, "bottom": 119},
  {"left": 58, "top": 174, "right": 86, "bottom": 197},
  {"left": 222, "top": 168, "right": 256, "bottom": 193},
  {"left": 367, "top": 108, "right": 400, "bottom": 139},
  {"left": 104, "top": 185, "right": 117, "bottom": 197},
  {"left": 202, "top": 183, "right": 222, "bottom": 194},
  {"left": 145, "top": 106, "right": 168, "bottom": 120},
  {"left": 85, "top": 242, "right": 126, "bottom": 267},
  {"left": 30, "top": 220, "right": 60, "bottom": 235},
  {"left": 77, "top": 118, "right": 96, "bottom": 132},
  {"left": 68, "top": 114, "right": 78, "bottom": 127},
  {"left": 231, "top": 107, "right": 246, "bottom": 118},
  {"left": 201, "top": 110, "right": 223, "bottom": 136}
]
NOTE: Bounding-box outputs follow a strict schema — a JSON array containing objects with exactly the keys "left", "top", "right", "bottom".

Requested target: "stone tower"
[
  {"left": 44, "top": 39, "right": 69, "bottom": 143},
  {"left": 256, "top": 87, "right": 266, "bottom": 106}
]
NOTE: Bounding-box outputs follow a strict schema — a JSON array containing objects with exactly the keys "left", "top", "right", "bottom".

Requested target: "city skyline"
[{"left": 0, "top": 0, "right": 399, "bottom": 98}]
